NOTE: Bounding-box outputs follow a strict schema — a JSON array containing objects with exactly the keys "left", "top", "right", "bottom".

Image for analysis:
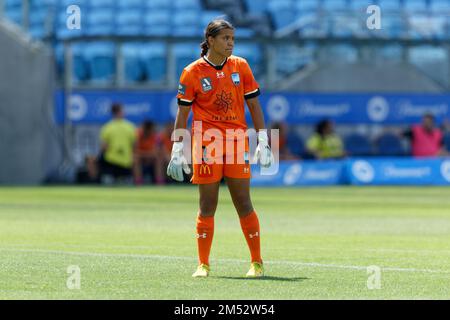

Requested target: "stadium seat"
[
  {"left": 88, "top": 0, "right": 116, "bottom": 8},
  {"left": 4, "top": 6, "right": 22, "bottom": 25},
  {"left": 174, "top": 42, "right": 199, "bottom": 79},
  {"left": 143, "top": 10, "right": 171, "bottom": 36},
  {"left": 430, "top": 0, "right": 450, "bottom": 13},
  {"left": 116, "top": 9, "right": 143, "bottom": 36},
  {"left": 286, "top": 131, "right": 305, "bottom": 158},
  {"left": 85, "top": 9, "right": 115, "bottom": 36},
  {"left": 173, "top": 0, "right": 201, "bottom": 10},
  {"left": 403, "top": 0, "right": 428, "bottom": 13},
  {"left": 268, "top": 0, "right": 296, "bottom": 30},
  {"left": 322, "top": 0, "right": 348, "bottom": 12},
  {"left": 344, "top": 133, "right": 373, "bottom": 156},
  {"left": 443, "top": 132, "right": 450, "bottom": 151},
  {"left": 117, "top": 0, "right": 143, "bottom": 9},
  {"left": 377, "top": 0, "right": 401, "bottom": 11},
  {"left": 145, "top": 0, "right": 171, "bottom": 10},
  {"left": 140, "top": 42, "right": 167, "bottom": 82},
  {"left": 85, "top": 42, "right": 116, "bottom": 83},
  {"left": 200, "top": 11, "right": 228, "bottom": 31},
  {"left": 172, "top": 10, "right": 201, "bottom": 37},
  {"left": 376, "top": 133, "right": 405, "bottom": 156},
  {"left": 122, "top": 43, "right": 145, "bottom": 83},
  {"left": 243, "top": 0, "right": 268, "bottom": 14}
]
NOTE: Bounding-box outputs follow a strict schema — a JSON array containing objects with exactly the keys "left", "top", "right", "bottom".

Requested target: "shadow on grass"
[{"left": 212, "top": 276, "right": 309, "bottom": 282}]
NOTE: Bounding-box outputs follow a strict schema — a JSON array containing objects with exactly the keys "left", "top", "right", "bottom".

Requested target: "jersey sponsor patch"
[
  {"left": 178, "top": 83, "right": 186, "bottom": 95},
  {"left": 199, "top": 163, "right": 213, "bottom": 177},
  {"left": 201, "top": 77, "right": 213, "bottom": 92},
  {"left": 231, "top": 72, "right": 240, "bottom": 85},
  {"left": 214, "top": 90, "right": 233, "bottom": 114}
]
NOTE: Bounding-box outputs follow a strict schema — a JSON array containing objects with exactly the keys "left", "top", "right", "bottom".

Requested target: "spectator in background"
[
  {"left": 270, "top": 122, "right": 299, "bottom": 160},
  {"left": 404, "top": 113, "right": 448, "bottom": 157},
  {"left": 134, "top": 120, "right": 172, "bottom": 185},
  {"left": 306, "top": 119, "right": 345, "bottom": 160},
  {"left": 99, "top": 103, "right": 136, "bottom": 184}
]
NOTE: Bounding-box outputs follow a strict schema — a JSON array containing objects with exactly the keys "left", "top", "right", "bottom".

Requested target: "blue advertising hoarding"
[{"left": 55, "top": 90, "right": 450, "bottom": 125}]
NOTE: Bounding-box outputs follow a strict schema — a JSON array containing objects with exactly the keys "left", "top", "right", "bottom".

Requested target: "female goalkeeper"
[{"left": 167, "top": 20, "right": 274, "bottom": 278}]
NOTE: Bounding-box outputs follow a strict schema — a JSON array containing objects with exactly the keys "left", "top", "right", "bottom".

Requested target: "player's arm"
[
  {"left": 173, "top": 105, "right": 191, "bottom": 141},
  {"left": 246, "top": 97, "right": 266, "bottom": 132}
]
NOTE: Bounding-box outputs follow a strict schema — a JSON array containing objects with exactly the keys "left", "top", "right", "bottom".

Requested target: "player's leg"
[
  {"left": 225, "top": 177, "right": 264, "bottom": 277},
  {"left": 192, "top": 181, "right": 220, "bottom": 277}
]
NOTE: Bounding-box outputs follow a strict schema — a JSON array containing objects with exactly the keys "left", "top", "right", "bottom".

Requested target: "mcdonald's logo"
[{"left": 199, "top": 164, "right": 213, "bottom": 177}]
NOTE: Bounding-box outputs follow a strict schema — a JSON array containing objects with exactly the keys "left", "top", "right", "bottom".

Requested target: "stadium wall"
[{"left": 0, "top": 21, "right": 60, "bottom": 185}]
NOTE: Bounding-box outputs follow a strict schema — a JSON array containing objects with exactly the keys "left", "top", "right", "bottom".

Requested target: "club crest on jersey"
[
  {"left": 231, "top": 72, "right": 240, "bottom": 85},
  {"left": 216, "top": 71, "right": 225, "bottom": 79},
  {"left": 201, "top": 77, "right": 212, "bottom": 92}
]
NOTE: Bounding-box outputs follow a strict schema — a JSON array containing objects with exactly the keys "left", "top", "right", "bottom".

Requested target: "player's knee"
[
  {"left": 199, "top": 200, "right": 218, "bottom": 216},
  {"left": 236, "top": 199, "right": 253, "bottom": 215}
]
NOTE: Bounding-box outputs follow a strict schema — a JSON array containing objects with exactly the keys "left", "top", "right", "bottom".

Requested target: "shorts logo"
[
  {"left": 178, "top": 83, "right": 186, "bottom": 95},
  {"left": 201, "top": 77, "right": 212, "bottom": 92},
  {"left": 244, "top": 167, "right": 249, "bottom": 174},
  {"left": 231, "top": 72, "right": 240, "bottom": 85},
  {"left": 199, "top": 164, "right": 213, "bottom": 177},
  {"left": 244, "top": 151, "right": 249, "bottom": 164}
]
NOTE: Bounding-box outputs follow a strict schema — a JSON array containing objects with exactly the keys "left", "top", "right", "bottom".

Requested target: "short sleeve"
[
  {"left": 241, "top": 59, "right": 260, "bottom": 100},
  {"left": 177, "top": 68, "right": 196, "bottom": 106}
]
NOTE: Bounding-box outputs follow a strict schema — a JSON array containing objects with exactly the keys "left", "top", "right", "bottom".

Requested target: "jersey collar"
[{"left": 203, "top": 56, "right": 227, "bottom": 70}]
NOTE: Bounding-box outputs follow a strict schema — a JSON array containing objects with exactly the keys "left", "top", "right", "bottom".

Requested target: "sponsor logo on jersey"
[
  {"left": 214, "top": 90, "right": 233, "bottom": 114},
  {"left": 231, "top": 72, "right": 240, "bottom": 85},
  {"left": 201, "top": 77, "right": 212, "bottom": 92},
  {"left": 199, "top": 164, "right": 213, "bottom": 177},
  {"left": 178, "top": 83, "right": 186, "bottom": 95}
]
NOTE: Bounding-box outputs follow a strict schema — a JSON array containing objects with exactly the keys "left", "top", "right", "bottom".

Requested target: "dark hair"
[
  {"left": 423, "top": 113, "right": 435, "bottom": 121},
  {"left": 142, "top": 120, "right": 154, "bottom": 133},
  {"left": 111, "top": 103, "right": 123, "bottom": 116},
  {"left": 316, "top": 119, "right": 332, "bottom": 136},
  {"left": 200, "top": 19, "right": 234, "bottom": 57}
]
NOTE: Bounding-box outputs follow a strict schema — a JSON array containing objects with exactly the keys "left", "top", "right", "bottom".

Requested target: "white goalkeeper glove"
[
  {"left": 253, "top": 130, "right": 274, "bottom": 168},
  {"left": 166, "top": 142, "right": 191, "bottom": 182}
]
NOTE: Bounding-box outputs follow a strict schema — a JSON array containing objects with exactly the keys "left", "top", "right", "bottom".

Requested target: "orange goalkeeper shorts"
[{"left": 191, "top": 138, "right": 251, "bottom": 184}]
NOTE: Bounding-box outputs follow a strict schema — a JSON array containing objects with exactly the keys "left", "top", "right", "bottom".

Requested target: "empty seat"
[
  {"left": 143, "top": 10, "right": 171, "bottom": 36},
  {"left": 85, "top": 9, "right": 115, "bottom": 36},
  {"left": 85, "top": 42, "right": 116, "bottom": 83},
  {"left": 430, "top": 0, "right": 450, "bottom": 13},
  {"left": 122, "top": 43, "right": 145, "bottom": 83},
  {"left": 172, "top": 10, "right": 200, "bottom": 36},
  {"left": 174, "top": 42, "right": 199, "bottom": 79},
  {"left": 376, "top": 133, "right": 405, "bottom": 156},
  {"left": 145, "top": 0, "right": 171, "bottom": 10},
  {"left": 141, "top": 42, "right": 167, "bottom": 82},
  {"left": 116, "top": 9, "right": 143, "bottom": 36},
  {"left": 377, "top": 0, "right": 401, "bottom": 11},
  {"left": 322, "top": 0, "right": 348, "bottom": 11},
  {"left": 173, "top": 0, "right": 201, "bottom": 10},
  {"left": 344, "top": 133, "right": 373, "bottom": 156},
  {"left": 403, "top": 0, "right": 428, "bottom": 12},
  {"left": 243, "top": 0, "right": 267, "bottom": 13}
]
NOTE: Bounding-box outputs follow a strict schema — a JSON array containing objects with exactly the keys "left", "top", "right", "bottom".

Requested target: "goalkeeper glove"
[
  {"left": 166, "top": 141, "right": 191, "bottom": 182},
  {"left": 253, "top": 130, "right": 274, "bottom": 168}
]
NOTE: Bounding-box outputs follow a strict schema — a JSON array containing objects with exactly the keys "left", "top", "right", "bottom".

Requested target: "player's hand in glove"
[
  {"left": 167, "top": 141, "right": 191, "bottom": 181},
  {"left": 253, "top": 130, "right": 274, "bottom": 168}
]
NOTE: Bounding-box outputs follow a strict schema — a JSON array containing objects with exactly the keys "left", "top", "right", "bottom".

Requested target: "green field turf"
[{"left": 0, "top": 186, "right": 449, "bottom": 299}]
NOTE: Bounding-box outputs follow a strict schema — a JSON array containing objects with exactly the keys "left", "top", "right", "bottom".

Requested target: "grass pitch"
[{"left": 0, "top": 186, "right": 449, "bottom": 299}]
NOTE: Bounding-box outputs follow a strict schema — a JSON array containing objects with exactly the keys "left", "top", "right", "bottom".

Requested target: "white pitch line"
[{"left": 1, "top": 247, "right": 449, "bottom": 275}]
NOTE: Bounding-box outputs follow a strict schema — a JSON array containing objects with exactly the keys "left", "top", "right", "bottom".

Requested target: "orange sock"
[
  {"left": 239, "top": 211, "right": 262, "bottom": 263},
  {"left": 196, "top": 214, "right": 214, "bottom": 266}
]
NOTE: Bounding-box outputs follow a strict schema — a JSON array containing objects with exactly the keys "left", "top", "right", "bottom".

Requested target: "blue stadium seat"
[
  {"left": 4, "top": 7, "right": 22, "bottom": 25},
  {"left": 233, "top": 43, "right": 262, "bottom": 73},
  {"left": 286, "top": 132, "right": 305, "bottom": 158},
  {"left": 349, "top": 0, "right": 373, "bottom": 11},
  {"left": 116, "top": 9, "right": 143, "bottom": 36},
  {"left": 376, "top": 133, "right": 405, "bottom": 156},
  {"left": 430, "top": 0, "right": 450, "bottom": 13},
  {"left": 122, "top": 43, "right": 145, "bottom": 83},
  {"left": 143, "top": 10, "right": 171, "bottom": 36},
  {"left": 85, "top": 42, "right": 116, "bottom": 83},
  {"left": 140, "top": 42, "right": 167, "bottom": 82},
  {"left": 322, "top": 0, "right": 348, "bottom": 11},
  {"left": 200, "top": 11, "right": 228, "bottom": 30},
  {"left": 88, "top": 0, "right": 116, "bottom": 8},
  {"left": 268, "top": 0, "right": 296, "bottom": 30},
  {"left": 444, "top": 132, "right": 450, "bottom": 151},
  {"left": 377, "top": 0, "right": 401, "bottom": 11},
  {"left": 295, "top": 0, "right": 320, "bottom": 12},
  {"left": 85, "top": 9, "right": 115, "bottom": 36},
  {"left": 381, "top": 15, "right": 405, "bottom": 38},
  {"left": 117, "top": 0, "right": 143, "bottom": 9},
  {"left": 145, "top": 0, "right": 171, "bottom": 10},
  {"left": 173, "top": 0, "right": 201, "bottom": 10},
  {"left": 403, "top": 0, "right": 428, "bottom": 12},
  {"left": 344, "top": 133, "right": 373, "bottom": 156},
  {"left": 59, "top": 0, "right": 88, "bottom": 8},
  {"left": 5, "top": 0, "right": 23, "bottom": 7},
  {"left": 174, "top": 43, "right": 199, "bottom": 79},
  {"left": 243, "top": 0, "right": 268, "bottom": 14},
  {"left": 172, "top": 10, "right": 201, "bottom": 36},
  {"left": 234, "top": 28, "right": 256, "bottom": 38}
]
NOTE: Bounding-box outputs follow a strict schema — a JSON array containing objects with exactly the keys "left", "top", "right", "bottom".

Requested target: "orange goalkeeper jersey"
[{"left": 176, "top": 55, "right": 260, "bottom": 136}]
